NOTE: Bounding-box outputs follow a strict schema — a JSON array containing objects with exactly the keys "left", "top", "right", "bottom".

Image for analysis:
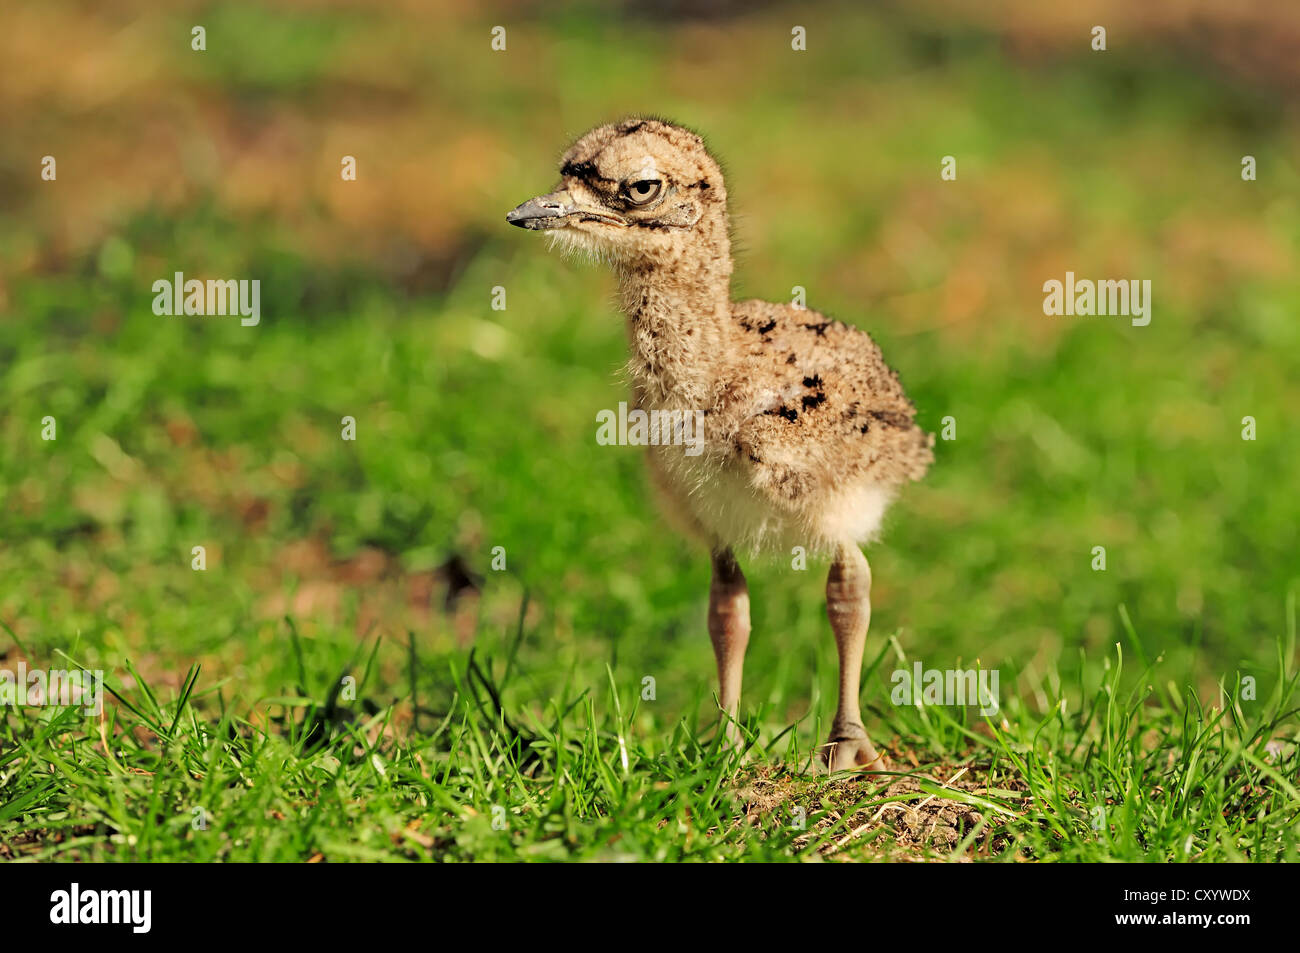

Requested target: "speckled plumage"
[
  {"left": 508, "top": 118, "right": 933, "bottom": 770},
  {"left": 645, "top": 297, "right": 934, "bottom": 556}
]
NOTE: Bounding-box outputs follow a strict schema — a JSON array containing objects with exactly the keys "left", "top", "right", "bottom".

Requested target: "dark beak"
[{"left": 506, "top": 190, "right": 574, "bottom": 230}]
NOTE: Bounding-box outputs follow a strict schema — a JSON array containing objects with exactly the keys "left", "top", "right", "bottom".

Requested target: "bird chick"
[{"left": 507, "top": 118, "right": 933, "bottom": 771}]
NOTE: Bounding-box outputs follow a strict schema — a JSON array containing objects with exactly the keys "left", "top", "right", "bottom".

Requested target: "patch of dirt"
[
  {"left": 0, "top": 824, "right": 107, "bottom": 861},
  {"left": 737, "top": 758, "right": 1031, "bottom": 861}
]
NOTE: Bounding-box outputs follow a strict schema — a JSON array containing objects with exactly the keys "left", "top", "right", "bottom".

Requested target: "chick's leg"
[
  {"left": 821, "top": 543, "right": 888, "bottom": 771},
  {"left": 708, "top": 547, "right": 750, "bottom": 747}
]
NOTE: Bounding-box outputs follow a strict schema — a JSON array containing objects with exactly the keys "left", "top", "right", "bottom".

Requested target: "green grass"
[
  {"left": 3, "top": 603, "right": 1297, "bottom": 861},
  {"left": 2, "top": 1, "right": 1299, "bottom": 861}
]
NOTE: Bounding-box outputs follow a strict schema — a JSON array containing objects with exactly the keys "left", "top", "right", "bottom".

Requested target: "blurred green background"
[{"left": 2, "top": 0, "right": 1298, "bottom": 763}]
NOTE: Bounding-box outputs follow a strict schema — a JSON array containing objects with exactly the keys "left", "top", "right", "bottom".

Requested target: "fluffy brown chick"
[{"left": 508, "top": 118, "right": 933, "bottom": 771}]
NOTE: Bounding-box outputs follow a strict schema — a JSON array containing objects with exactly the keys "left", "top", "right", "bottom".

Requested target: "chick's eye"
[{"left": 625, "top": 180, "right": 662, "bottom": 205}]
